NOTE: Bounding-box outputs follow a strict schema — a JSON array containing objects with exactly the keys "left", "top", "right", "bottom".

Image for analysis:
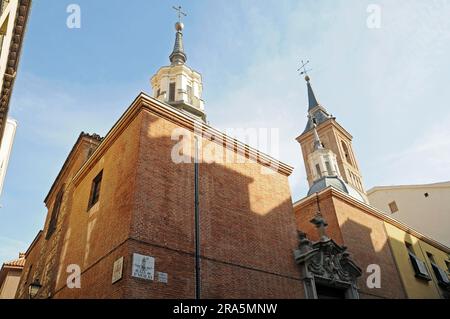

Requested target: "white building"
[
  {"left": 367, "top": 182, "right": 450, "bottom": 247},
  {"left": 0, "top": 0, "right": 31, "bottom": 145},
  {"left": 0, "top": 117, "right": 16, "bottom": 197}
]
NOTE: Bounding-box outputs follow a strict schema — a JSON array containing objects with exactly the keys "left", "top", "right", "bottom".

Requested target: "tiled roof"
[{"left": 3, "top": 253, "right": 25, "bottom": 268}]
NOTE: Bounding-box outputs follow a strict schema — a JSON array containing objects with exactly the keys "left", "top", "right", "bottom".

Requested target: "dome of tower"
[{"left": 307, "top": 176, "right": 366, "bottom": 203}]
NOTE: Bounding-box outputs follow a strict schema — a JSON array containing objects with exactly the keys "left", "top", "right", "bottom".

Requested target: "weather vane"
[
  {"left": 297, "top": 60, "right": 312, "bottom": 79},
  {"left": 173, "top": 5, "right": 187, "bottom": 23}
]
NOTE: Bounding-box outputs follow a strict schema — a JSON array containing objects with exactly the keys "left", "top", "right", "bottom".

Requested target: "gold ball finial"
[
  {"left": 305, "top": 75, "right": 310, "bottom": 82},
  {"left": 175, "top": 22, "right": 184, "bottom": 31}
]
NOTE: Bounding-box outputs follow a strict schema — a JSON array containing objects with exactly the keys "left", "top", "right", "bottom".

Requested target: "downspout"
[{"left": 194, "top": 136, "right": 201, "bottom": 299}]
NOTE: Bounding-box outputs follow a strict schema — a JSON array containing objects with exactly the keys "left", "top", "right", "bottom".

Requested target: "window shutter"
[
  {"left": 431, "top": 262, "right": 450, "bottom": 286},
  {"left": 408, "top": 252, "right": 431, "bottom": 280}
]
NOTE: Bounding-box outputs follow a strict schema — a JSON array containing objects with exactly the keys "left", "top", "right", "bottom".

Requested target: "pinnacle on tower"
[{"left": 169, "top": 22, "right": 187, "bottom": 65}]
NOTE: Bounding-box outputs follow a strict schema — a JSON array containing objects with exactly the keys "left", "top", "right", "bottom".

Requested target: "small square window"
[
  {"left": 388, "top": 201, "right": 398, "bottom": 214},
  {"left": 88, "top": 170, "right": 103, "bottom": 210}
]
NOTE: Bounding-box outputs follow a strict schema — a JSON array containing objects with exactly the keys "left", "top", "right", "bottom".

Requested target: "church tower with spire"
[
  {"left": 296, "top": 75, "right": 368, "bottom": 203},
  {"left": 151, "top": 9, "right": 206, "bottom": 121}
]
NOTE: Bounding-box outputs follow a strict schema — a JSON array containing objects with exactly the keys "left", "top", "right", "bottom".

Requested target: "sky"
[{"left": 1, "top": 0, "right": 450, "bottom": 263}]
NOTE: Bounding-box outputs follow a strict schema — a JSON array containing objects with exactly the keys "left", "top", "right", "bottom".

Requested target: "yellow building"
[
  {"left": 367, "top": 183, "right": 450, "bottom": 298},
  {"left": 384, "top": 221, "right": 450, "bottom": 299}
]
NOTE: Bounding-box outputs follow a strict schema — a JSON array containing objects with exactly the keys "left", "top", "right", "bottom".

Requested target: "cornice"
[
  {"left": 43, "top": 133, "right": 102, "bottom": 204},
  {"left": 71, "top": 93, "right": 294, "bottom": 187},
  {"left": 24, "top": 230, "right": 42, "bottom": 257},
  {"left": 367, "top": 181, "right": 450, "bottom": 194},
  {"left": 150, "top": 64, "right": 202, "bottom": 83},
  {"left": 0, "top": 0, "right": 32, "bottom": 144},
  {"left": 296, "top": 118, "right": 353, "bottom": 143}
]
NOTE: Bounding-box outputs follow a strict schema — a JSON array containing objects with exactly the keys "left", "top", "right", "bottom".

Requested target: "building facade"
[
  {"left": 14, "top": 13, "right": 450, "bottom": 300},
  {"left": 0, "top": 0, "right": 31, "bottom": 145},
  {"left": 367, "top": 182, "right": 450, "bottom": 247},
  {"left": 16, "top": 20, "right": 305, "bottom": 299},
  {"left": 0, "top": 252, "right": 24, "bottom": 299},
  {"left": 0, "top": 0, "right": 31, "bottom": 201},
  {"left": 294, "top": 75, "right": 449, "bottom": 299},
  {"left": 0, "top": 117, "right": 16, "bottom": 196},
  {"left": 383, "top": 221, "right": 449, "bottom": 299}
]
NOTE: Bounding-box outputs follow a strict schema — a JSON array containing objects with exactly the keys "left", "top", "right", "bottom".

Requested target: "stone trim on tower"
[
  {"left": 150, "top": 13, "right": 206, "bottom": 121},
  {"left": 296, "top": 74, "right": 369, "bottom": 203}
]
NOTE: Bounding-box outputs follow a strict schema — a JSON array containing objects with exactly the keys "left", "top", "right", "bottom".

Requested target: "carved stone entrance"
[{"left": 294, "top": 213, "right": 362, "bottom": 299}]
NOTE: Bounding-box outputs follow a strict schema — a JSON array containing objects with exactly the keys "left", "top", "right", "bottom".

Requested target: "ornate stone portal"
[{"left": 294, "top": 213, "right": 362, "bottom": 299}]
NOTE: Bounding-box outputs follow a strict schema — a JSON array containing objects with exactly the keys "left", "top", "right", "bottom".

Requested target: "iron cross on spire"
[
  {"left": 297, "top": 60, "right": 312, "bottom": 81},
  {"left": 172, "top": 5, "right": 187, "bottom": 23}
]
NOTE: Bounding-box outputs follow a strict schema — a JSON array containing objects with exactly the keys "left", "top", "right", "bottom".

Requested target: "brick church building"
[{"left": 15, "top": 14, "right": 449, "bottom": 299}]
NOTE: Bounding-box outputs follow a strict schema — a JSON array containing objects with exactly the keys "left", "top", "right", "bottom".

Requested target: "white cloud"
[
  {"left": 0, "top": 236, "right": 27, "bottom": 264},
  {"left": 10, "top": 73, "right": 141, "bottom": 148},
  {"left": 374, "top": 114, "right": 450, "bottom": 186},
  {"left": 195, "top": 0, "right": 450, "bottom": 198}
]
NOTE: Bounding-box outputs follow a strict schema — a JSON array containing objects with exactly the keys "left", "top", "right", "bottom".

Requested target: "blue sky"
[{"left": 1, "top": 0, "right": 450, "bottom": 263}]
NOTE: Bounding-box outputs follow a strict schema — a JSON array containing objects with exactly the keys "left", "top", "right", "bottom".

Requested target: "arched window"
[{"left": 341, "top": 141, "right": 353, "bottom": 166}]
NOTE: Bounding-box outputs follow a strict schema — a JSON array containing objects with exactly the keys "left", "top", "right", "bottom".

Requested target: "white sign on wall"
[
  {"left": 131, "top": 253, "right": 155, "bottom": 280},
  {"left": 156, "top": 271, "right": 168, "bottom": 284},
  {"left": 111, "top": 257, "right": 124, "bottom": 284}
]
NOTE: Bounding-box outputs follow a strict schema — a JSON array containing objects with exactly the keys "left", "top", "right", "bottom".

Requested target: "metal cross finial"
[
  {"left": 173, "top": 5, "right": 187, "bottom": 23},
  {"left": 297, "top": 59, "right": 312, "bottom": 77}
]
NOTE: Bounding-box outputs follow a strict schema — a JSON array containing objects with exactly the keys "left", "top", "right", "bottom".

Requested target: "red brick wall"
[
  {"left": 52, "top": 113, "right": 143, "bottom": 298},
  {"left": 129, "top": 110, "right": 303, "bottom": 298},
  {"left": 294, "top": 190, "right": 406, "bottom": 299},
  {"left": 16, "top": 136, "right": 101, "bottom": 299},
  {"left": 332, "top": 196, "right": 406, "bottom": 299},
  {"left": 33, "top": 104, "right": 303, "bottom": 299},
  {"left": 15, "top": 234, "right": 43, "bottom": 298},
  {"left": 294, "top": 194, "right": 344, "bottom": 245}
]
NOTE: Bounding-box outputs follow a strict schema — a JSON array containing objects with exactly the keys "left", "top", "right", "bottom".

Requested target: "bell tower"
[
  {"left": 307, "top": 123, "right": 342, "bottom": 182},
  {"left": 151, "top": 6, "right": 206, "bottom": 121},
  {"left": 296, "top": 75, "right": 368, "bottom": 203}
]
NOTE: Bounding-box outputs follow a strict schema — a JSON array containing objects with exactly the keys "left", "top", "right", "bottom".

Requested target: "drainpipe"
[{"left": 194, "top": 136, "right": 201, "bottom": 299}]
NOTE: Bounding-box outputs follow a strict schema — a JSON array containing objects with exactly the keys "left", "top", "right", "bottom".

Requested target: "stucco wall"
[
  {"left": 0, "top": 269, "right": 21, "bottom": 299},
  {"left": 368, "top": 185, "right": 450, "bottom": 247}
]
